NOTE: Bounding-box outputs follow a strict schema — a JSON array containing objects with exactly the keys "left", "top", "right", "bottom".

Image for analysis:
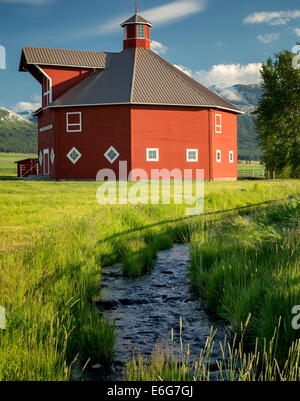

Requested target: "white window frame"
[
  {"left": 66, "top": 112, "right": 82, "bottom": 133},
  {"left": 186, "top": 149, "right": 198, "bottom": 162},
  {"left": 215, "top": 114, "right": 222, "bottom": 134},
  {"left": 229, "top": 151, "right": 234, "bottom": 163},
  {"left": 104, "top": 146, "right": 120, "bottom": 164},
  {"left": 36, "top": 65, "right": 52, "bottom": 107},
  {"left": 216, "top": 150, "right": 221, "bottom": 163},
  {"left": 66, "top": 147, "right": 82, "bottom": 165},
  {"left": 146, "top": 148, "right": 159, "bottom": 162},
  {"left": 137, "top": 25, "right": 145, "bottom": 39},
  {"left": 124, "top": 27, "right": 127, "bottom": 40}
]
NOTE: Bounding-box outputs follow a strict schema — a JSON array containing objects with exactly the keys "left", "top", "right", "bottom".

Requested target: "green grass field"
[{"left": 0, "top": 153, "right": 300, "bottom": 380}]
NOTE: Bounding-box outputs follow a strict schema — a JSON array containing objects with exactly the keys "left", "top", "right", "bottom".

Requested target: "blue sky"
[{"left": 0, "top": 0, "right": 299, "bottom": 112}]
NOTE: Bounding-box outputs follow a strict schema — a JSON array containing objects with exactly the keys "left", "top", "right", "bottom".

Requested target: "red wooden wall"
[
  {"left": 40, "top": 66, "right": 94, "bottom": 106},
  {"left": 123, "top": 25, "right": 151, "bottom": 49},
  {"left": 131, "top": 106, "right": 211, "bottom": 180},
  {"left": 210, "top": 110, "right": 238, "bottom": 180},
  {"left": 54, "top": 105, "right": 131, "bottom": 180},
  {"left": 38, "top": 105, "right": 237, "bottom": 181}
]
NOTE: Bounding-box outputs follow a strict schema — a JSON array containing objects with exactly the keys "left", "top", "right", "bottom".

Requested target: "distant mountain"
[
  {"left": 0, "top": 107, "right": 37, "bottom": 153},
  {"left": 210, "top": 84, "right": 262, "bottom": 113},
  {"left": 210, "top": 84, "right": 263, "bottom": 160},
  {"left": 18, "top": 109, "right": 38, "bottom": 123}
]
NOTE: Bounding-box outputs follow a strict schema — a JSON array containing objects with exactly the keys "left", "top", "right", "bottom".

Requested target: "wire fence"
[{"left": 238, "top": 168, "right": 266, "bottom": 178}]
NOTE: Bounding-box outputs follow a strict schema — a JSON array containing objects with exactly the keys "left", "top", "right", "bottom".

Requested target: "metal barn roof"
[
  {"left": 19, "top": 47, "right": 116, "bottom": 70},
  {"left": 121, "top": 14, "right": 153, "bottom": 27},
  {"left": 49, "top": 48, "right": 242, "bottom": 114}
]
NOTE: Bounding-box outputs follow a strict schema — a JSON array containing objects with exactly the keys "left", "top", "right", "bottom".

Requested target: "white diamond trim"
[
  {"left": 104, "top": 146, "right": 120, "bottom": 164},
  {"left": 67, "top": 147, "right": 82, "bottom": 165},
  {"left": 50, "top": 148, "right": 55, "bottom": 165}
]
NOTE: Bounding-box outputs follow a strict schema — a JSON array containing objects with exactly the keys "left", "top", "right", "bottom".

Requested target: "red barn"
[{"left": 19, "top": 11, "right": 242, "bottom": 181}]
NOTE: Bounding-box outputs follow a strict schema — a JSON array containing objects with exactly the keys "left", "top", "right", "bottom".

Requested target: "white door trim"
[{"left": 43, "top": 148, "right": 49, "bottom": 175}]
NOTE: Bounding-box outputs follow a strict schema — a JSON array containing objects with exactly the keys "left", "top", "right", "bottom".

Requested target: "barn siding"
[
  {"left": 38, "top": 108, "right": 57, "bottom": 178},
  {"left": 55, "top": 105, "right": 131, "bottom": 180},
  {"left": 41, "top": 66, "right": 94, "bottom": 102},
  {"left": 130, "top": 106, "right": 211, "bottom": 180},
  {"left": 211, "top": 110, "right": 238, "bottom": 180}
]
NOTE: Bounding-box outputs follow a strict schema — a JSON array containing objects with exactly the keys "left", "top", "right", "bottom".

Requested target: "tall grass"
[
  {"left": 0, "top": 180, "right": 300, "bottom": 380},
  {"left": 189, "top": 196, "right": 300, "bottom": 365},
  {"left": 126, "top": 316, "right": 300, "bottom": 381}
]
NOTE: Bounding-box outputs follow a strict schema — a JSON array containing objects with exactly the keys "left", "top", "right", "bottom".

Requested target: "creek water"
[{"left": 72, "top": 244, "right": 227, "bottom": 381}]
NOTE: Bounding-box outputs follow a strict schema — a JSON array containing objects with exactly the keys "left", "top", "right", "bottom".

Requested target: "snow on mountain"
[
  {"left": 209, "top": 84, "right": 262, "bottom": 113},
  {"left": 0, "top": 106, "right": 32, "bottom": 123},
  {"left": 18, "top": 110, "right": 38, "bottom": 123}
]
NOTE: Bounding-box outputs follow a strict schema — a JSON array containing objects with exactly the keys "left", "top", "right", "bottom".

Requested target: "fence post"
[{"left": 273, "top": 171, "right": 276, "bottom": 180}]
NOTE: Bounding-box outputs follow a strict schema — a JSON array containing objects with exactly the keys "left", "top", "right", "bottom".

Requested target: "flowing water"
[{"left": 72, "top": 244, "right": 227, "bottom": 381}]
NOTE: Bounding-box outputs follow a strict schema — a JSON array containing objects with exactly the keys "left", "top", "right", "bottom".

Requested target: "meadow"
[{"left": 0, "top": 154, "right": 299, "bottom": 380}]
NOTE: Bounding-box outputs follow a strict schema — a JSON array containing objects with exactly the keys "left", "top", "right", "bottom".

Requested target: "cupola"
[{"left": 120, "top": 4, "right": 153, "bottom": 50}]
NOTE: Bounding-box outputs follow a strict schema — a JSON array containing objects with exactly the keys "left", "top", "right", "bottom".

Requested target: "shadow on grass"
[
  {"left": 0, "top": 175, "right": 22, "bottom": 181},
  {"left": 99, "top": 197, "right": 293, "bottom": 244}
]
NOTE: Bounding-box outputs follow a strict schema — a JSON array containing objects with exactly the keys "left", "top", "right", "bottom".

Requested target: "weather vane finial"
[{"left": 136, "top": 2, "right": 138, "bottom": 14}]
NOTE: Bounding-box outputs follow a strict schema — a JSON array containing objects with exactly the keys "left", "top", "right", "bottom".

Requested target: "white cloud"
[
  {"left": 257, "top": 32, "right": 280, "bottom": 43},
  {"left": 14, "top": 100, "right": 41, "bottom": 112},
  {"left": 143, "top": 0, "right": 207, "bottom": 25},
  {"left": 295, "top": 28, "right": 300, "bottom": 37},
  {"left": 173, "top": 64, "right": 193, "bottom": 77},
  {"left": 244, "top": 10, "right": 300, "bottom": 25},
  {"left": 81, "top": 0, "right": 208, "bottom": 36},
  {"left": 217, "top": 88, "right": 244, "bottom": 103},
  {"left": 151, "top": 40, "right": 168, "bottom": 55},
  {"left": 195, "top": 63, "right": 262, "bottom": 88}
]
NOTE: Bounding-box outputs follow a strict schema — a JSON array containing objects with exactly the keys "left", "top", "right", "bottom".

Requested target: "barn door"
[{"left": 43, "top": 149, "right": 49, "bottom": 175}]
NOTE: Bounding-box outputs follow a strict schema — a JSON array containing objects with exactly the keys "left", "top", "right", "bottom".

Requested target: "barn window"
[
  {"left": 216, "top": 150, "right": 221, "bottom": 163},
  {"left": 66, "top": 112, "right": 82, "bottom": 132},
  {"left": 104, "top": 146, "right": 120, "bottom": 164},
  {"left": 124, "top": 27, "right": 127, "bottom": 40},
  {"left": 186, "top": 149, "right": 198, "bottom": 162},
  {"left": 137, "top": 25, "right": 145, "bottom": 39},
  {"left": 43, "top": 77, "right": 52, "bottom": 106},
  {"left": 67, "top": 147, "right": 82, "bottom": 164},
  {"left": 229, "top": 151, "right": 234, "bottom": 163},
  {"left": 215, "top": 114, "right": 222, "bottom": 133},
  {"left": 146, "top": 148, "right": 159, "bottom": 161}
]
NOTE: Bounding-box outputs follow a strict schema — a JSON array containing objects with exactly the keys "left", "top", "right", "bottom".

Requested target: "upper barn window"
[
  {"left": 137, "top": 25, "right": 145, "bottom": 39},
  {"left": 215, "top": 114, "right": 222, "bottom": 134},
  {"left": 43, "top": 77, "right": 51, "bottom": 107},
  {"left": 66, "top": 112, "right": 82, "bottom": 132}
]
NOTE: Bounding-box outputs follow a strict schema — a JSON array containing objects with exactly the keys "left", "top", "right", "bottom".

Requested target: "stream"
[{"left": 72, "top": 244, "right": 228, "bottom": 381}]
